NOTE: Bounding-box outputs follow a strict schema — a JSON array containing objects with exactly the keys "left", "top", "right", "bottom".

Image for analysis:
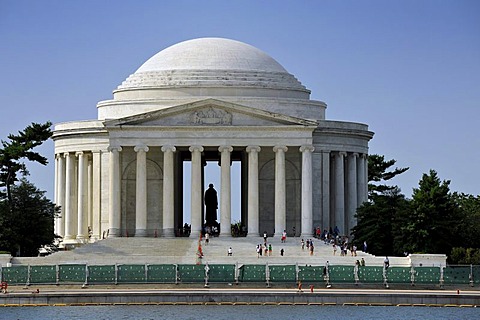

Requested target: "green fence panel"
[
  {"left": 414, "top": 266, "right": 440, "bottom": 284},
  {"left": 117, "top": 264, "right": 146, "bottom": 283},
  {"left": 178, "top": 264, "right": 205, "bottom": 283},
  {"left": 269, "top": 265, "right": 296, "bottom": 282},
  {"left": 59, "top": 264, "right": 86, "bottom": 283},
  {"left": 329, "top": 266, "right": 355, "bottom": 283},
  {"left": 208, "top": 264, "right": 235, "bottom": 283},
  {"left": 147, "top": 264, "right": 176, "bottom": 283},
  {"left": 387, "top": 267, "right": 412, "bottom": 283},
  {"left": 298, "top": 266, "right": 325, "bottom": 282},
  {"left": 88, "top": 265, "right": 116, "bottom": 284},
  {"left": 2, "top": 266, "right": 28, "bottom": 285},
  {"left": 473, "top": 266, "right": 480, "bottom": 284},
  {"left": 239, "top": 265, "right": 266, "bottom": 282},
  {"left": 443, "top": 266, "right": 471, "bottom": 285},
  {"left": 358, "top": 266, "right": 383, "bottom": 283},
  {"left": 30, "top": 265, "right": 56, "bottom": 284}
]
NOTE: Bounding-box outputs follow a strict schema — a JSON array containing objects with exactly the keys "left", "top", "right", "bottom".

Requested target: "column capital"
[
  {"left": 246, "top": 146, "right": 261, "bottom": 153},
  {"left": 273, "top": 145, "right": 288, "bottom": 153},
  {"left": 361, "top": 153, "right": 368, "bottom": 159},
  {"left": 134, "top": 145, "right": 149, "bottom": 153},
  {"left": 189, "top": 145, "right": 204, "bottom": 153},
  {"left": 338, "top": 151, "right": 347, "bottom": 157},
  {"left": 218, "top": 145, "right": 233, "bottom": 153},
  {"left": 352, "top": 152, "right": 359, "bottom": 158},
  {"left": 75, "top": 151, "right": 84, "bottom": 157},
  {"left": 161, "top": 145, "right": 176, "bottom": 153},
  {"left": 299, "top": 145, "right": 315, "bottom": 153},
  {"left": 63, "top": 152, "right": 70, "bottom": 158},
  {"left": 55, "top": 153, "right": 62, "bottom": 160},
  {"left": 108, "top": 146, "right": 122, "bottom": 153}
]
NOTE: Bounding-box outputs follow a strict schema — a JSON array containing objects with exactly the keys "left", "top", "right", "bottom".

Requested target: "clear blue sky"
[{"left": 1, "top": 0, "right": 479, "bottom": 208}]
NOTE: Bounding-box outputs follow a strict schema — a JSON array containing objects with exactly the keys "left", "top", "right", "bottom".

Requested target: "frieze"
[{"left": 190, "top": 107, "right": 232, "bottom": 125}]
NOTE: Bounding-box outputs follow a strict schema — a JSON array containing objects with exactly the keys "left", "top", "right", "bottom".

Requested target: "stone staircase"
[{"left": 10, "top": 236, "right": 411, "bottom": 267}]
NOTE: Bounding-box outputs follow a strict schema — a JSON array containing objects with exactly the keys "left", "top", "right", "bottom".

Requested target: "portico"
[{"left": 52, "top": 38, "right": 373, "bottom": 245}]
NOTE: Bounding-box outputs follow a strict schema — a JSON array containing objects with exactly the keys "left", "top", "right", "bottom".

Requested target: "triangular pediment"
[{"left": 104, "top": 99, "right": 318, "bottom": 128}]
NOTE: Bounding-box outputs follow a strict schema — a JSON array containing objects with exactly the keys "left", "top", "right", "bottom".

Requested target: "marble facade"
[{"left": 53, "top": 38, "right": 373, "bottom": 244}]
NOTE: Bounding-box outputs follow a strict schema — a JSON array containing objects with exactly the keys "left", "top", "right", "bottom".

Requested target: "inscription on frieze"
[{"left": 190, "top": 107, "right": 232, "bottom": 125}]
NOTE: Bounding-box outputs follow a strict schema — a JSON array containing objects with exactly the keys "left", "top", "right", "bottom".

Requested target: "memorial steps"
[{"left": 11, "top": 237, "right": 410, "bottom": 267}]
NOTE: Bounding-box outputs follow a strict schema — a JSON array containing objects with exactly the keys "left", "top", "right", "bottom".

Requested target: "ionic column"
[
  {"left": 364, "top": 154, "right": 369, "bottom": 203},
  {"left": 57, "top": 154, "right": 66, "bottom": 238},
  {"left": 162, "top": 145, "right": 176, "bottom": 237},
  {"left": 108, "top": 146, "right": 122, "bottom": 237},
  {"left": 219, "top": 145, "right": 233, "bottom": 237},
  {"left": 87, "top": 154, "right": 93, "bottom": 240},
  {"left": 54, "top": 154, "right": 59, "bottom": 235},
  {"left": 322, "top": 151, "right": 330, "bottom": 231},
  {"left": 246, "top": 146, "right": 261, "bottom": 237},
  {"left": 134, "top": 145, "right": 149, "bottom": 237},
  {"left": 334, "top": 152, "right": 346, "bottom": 235},
  {"left": 346, "top": 153, "right": 358, "bottom": 236},
  {"left": 76, "top": 151, "right": 88, "bottom": 241},
  {"left": 357, "top": 153, "right": 367, "bottom": 207},
  {"left": 273, "top": 145, "right": 288, "bottom": 237},
  {"left": 64, "top": 152, "right": 76, "bottom": 241},
  {"left": 300, "top": 145, "right": 314, "bottom": 237},
  {"left": 91, "top": 150, "right": 102, "bottom": 240},
  {"left": 189, "top": 145, "right": 204, "bottom": 238}
]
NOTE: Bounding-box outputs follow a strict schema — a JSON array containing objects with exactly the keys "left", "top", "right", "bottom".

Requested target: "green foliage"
[
  {"left": 0, "top": 179, "right": 58, "bottom": 256},
  {"left": 449, "top": 247, "right": 480, "bottom": 264},
  {"left": 394, "top": 170, "right": 460, "bottom": 255},
  {"left": 352, "top": 187, "right": 409, "bottom": 256},
  {"left": 453, "top": 193, "right": 480, "bottom": 248},
  {"left": 368, "top": 154, "right": 409, "bottom": 197},
  {"left": 0, "top": 121, "right": 52, "bottom": 202}
]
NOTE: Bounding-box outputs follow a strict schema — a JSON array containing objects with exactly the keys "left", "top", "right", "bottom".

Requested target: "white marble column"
[
  {"left": 322, "top": 151, "right": 330, "bottom": 231},
  {"left": 87, "top": 154, "right": 93, "bottom": 240},
  {"left": 76, "top": 151, "right": 88, "bottom": 241},
  {"left": 54, "top": 155, "right": 59, "bottom": 235},
  {"left": 273, "top": 145, "right": 288, "bottom": 237},
  {"left": 357, "top": 153, "right": 367, "bottom": 207},
  {"left": 219, "top": 145, "right": 233, "bottom": 237},
  {"left": 134, "top": 145, "right": 149, "bottom": 237},
  {"left": 64, "top": 152, "right": 76, "bottom": 241},
  {"left": 162, "top": 145, "right": 176, "bottom": 237},
  {"left": 189, "top": 145, "right": 204, "bottom": 238},
  {"left": 55, "top": 154, "right": 65, "bottom": 237},
  {"left": 246, "top": 146, "right": 261, "bottom": 237},
  {"left": 91, "top": 150, "right": 102, "bottom": 240},
  {"left": 108, "top": 146, "right": 122, "bottom": 237},
  {"left": 334, "top": 152, "right": 346, "bottom": 235},
  {"left": 364, "top": 154, "right": 369, "bottom": 203},
  {"left": 346, "top": 153, "right": 358, "bottom": 236},
  {"left": 300, "top": 145, "right": 314, "bottom": 237}
]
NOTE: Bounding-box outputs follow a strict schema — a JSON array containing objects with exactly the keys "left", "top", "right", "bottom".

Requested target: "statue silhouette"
[{"left": 204, "top": 183, "right": 218, "bottom": 225}]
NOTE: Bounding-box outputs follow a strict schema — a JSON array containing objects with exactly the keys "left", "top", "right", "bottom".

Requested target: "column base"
[
  {"left": 189, "top": 230, "right": 201, "bottom": 239},
  {"left": 135, "top": 229, "right": 148, "bottom": 237},
  {"left": 300, "top": 233, "right": 313, "bottom": 238},
  {"left": 246, "top": 233, "right": 260, "bottom": 238},
  {"left": 108, "top": 228, "right": 121, "bottom": 237},
  {"left": 162, "top": 228, "right": 175, "bottom": 238},
  {"left": 218, "top": 233, "right": 232, "bottom": 237}
]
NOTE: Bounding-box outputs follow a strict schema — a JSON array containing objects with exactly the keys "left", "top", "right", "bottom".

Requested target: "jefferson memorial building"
[{"left": 53, "top": 38, "right": 373, "bottom": 244}]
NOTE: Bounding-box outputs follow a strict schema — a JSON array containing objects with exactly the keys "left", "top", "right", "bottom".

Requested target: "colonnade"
[{"left": 54, "top": 144, "right": 367, "bottom": 243}]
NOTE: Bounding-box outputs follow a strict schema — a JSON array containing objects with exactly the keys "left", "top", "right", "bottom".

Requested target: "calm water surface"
[{"left": 1, "top": 305, "right": 479, "bottom": 320}]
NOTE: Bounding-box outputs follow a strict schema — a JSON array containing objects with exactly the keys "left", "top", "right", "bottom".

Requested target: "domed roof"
[
  {"left": 136, "top": 38, "right": 288, "bottom": 73},
  {"left": 116, "top": 38, "right": 308, "bottom": 94}
]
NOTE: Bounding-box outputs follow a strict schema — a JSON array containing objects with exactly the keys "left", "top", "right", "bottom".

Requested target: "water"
[{"left": 0, "top": 305, "right": 478, "bottom": 320}]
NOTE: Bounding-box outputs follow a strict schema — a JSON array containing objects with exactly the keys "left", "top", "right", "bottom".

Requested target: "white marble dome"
[{"left": 116, "top": 38, "right": 309, "bottom": 94}]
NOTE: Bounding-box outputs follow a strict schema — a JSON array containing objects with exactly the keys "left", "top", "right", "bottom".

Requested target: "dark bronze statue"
[{"left": 204, "top": 183, "right": 218, "bottom": 225}]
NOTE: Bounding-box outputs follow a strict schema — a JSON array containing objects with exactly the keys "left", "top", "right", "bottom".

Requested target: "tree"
[
  {"left": 454, "top": 193, "right": 480, "bottom": 248},
  {"left": 0, "top": 122, "right": 52, "bottom": 203},
  {"left": 0, "top": 179, "right": 57, "bottom": 256},
  {"left": 368, "top": 154, "right": 409, "bottom": 197},
  {"left": 352, "top": 187, "right": 409, "bottom": 256},
  {"left": 394, "top": 170, "right": 460, "bottom": 255}
]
